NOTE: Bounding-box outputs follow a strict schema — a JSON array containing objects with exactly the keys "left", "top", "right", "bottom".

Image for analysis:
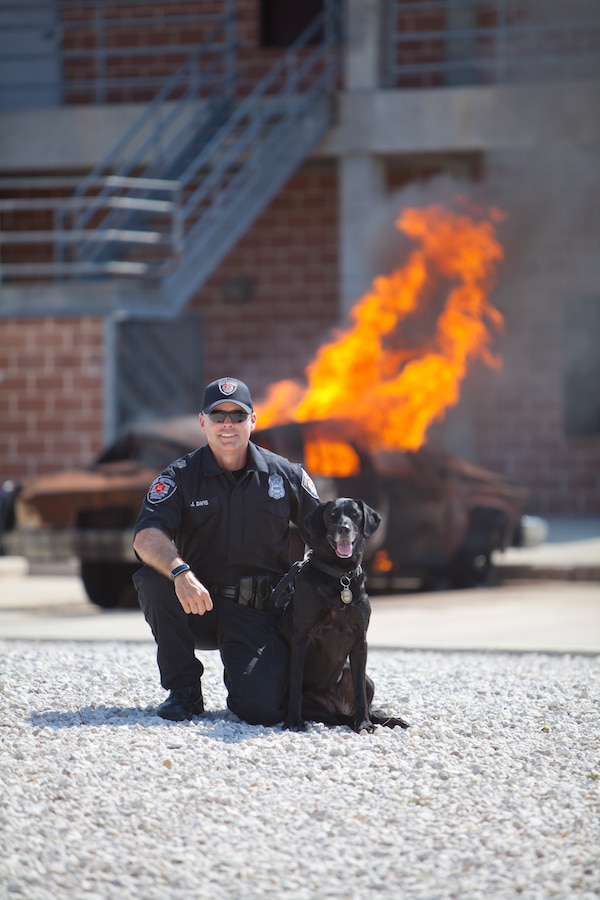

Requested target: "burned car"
[{"left": 1, "top": 416, "right": 539, "bottom": 607}]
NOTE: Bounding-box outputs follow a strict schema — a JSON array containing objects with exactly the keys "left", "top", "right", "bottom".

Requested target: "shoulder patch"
[
  {"left": 147, "top": 475, "right": 177, "bottom": 504},
  {"left": 301, "top": 467, "right": 319, "bottom": 499}
]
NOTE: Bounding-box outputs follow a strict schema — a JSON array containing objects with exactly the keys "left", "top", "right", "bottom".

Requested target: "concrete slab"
[
  {"left": 368, "top": 581, "right": 600, "bottom": 654},
  {"left": 494, "top": 517, "right": 600, "bottom": 581},
  {"left": 0, "top": 575, "right": 598, "bottom": 654},
  {"left": 0, "top": 517, "right": 597, "bottom": 652}
]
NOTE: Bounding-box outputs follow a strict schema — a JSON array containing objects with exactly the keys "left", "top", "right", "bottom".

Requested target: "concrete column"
[
  {"left": 338, "top": 155, "right": 386, "bottom": 317},
  {"left": 344, "top": 0, "right": 383, "bottom": 90},
  {"left": 338, "top": 0, "right": 386, "bottom": 317}
]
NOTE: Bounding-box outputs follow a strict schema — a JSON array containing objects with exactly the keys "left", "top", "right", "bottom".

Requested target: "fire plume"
[{"left": 256, "top": 203, "right": 504, "bottom": 472}]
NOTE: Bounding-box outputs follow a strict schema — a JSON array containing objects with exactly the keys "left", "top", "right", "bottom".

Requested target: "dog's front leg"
[
  {"left": 349, "top": 638, "right": 374, "bottom": 733},
  {"left": 283, "top": 634, "right": 310, "bottom": 731}
]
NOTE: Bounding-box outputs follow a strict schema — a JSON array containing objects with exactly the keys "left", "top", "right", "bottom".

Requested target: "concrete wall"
[{"left": 2, "top": 80, "right": 598, "bottom": 171}]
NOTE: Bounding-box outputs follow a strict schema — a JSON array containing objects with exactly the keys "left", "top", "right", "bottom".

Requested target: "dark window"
[
  {"left": 260, "top": 0, "right": 324, "bottom": 47},
  {"left": 564, "top": 297, "right": 600, "bottom": 436}
]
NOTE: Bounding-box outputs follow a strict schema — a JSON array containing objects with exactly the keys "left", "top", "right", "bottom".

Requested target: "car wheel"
[
  {"left": 450, "top": 549, "right": 494, "bottom": 588},
  {"left": 0, "top": 480, "right": 19, "bottom": 554},
  {"left": 80, "top": 561, "right": 141, "bottom": 609}
]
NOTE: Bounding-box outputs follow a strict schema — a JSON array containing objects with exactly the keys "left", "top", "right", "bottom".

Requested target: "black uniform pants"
[{"left": 133, "top": 566, "right": 289, "bottom": 727}]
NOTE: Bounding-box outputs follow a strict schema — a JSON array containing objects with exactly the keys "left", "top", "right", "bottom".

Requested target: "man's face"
[{"left": 199, "top": 403, "right": 256, "bottom": 453}]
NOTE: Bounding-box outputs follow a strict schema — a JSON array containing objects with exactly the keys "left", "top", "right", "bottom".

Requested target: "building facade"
[{"left": 0, "top": 0, "right": 599, "bottom": 513}]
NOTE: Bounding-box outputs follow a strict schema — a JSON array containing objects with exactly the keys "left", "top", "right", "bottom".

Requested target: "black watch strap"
[{"left": 171, "top": 563, "right": 191, "bottom": 580}]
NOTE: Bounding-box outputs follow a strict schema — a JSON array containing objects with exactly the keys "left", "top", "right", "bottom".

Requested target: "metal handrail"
[
  {"left": 158, "top": 2, "right": 342, "bottom": 310},
  {"left": 0, "top": 177, "right": 181, "bottom": 282},
  {"left": 180, "top": 10, "right": 339, "bottom": 214},
  {"left": 0, "top": 0, "right": 231, "bottom": 107},
  {"left": 385, "top": 0, "right": 600, "bottom": 88},
  {"left": 71, "top": 1, "right": 341, "bottom": 287},
  {"left": 0, "top": 1, "right": 342, "bottom": 295},
  {"left": 72, "top": 5, "right": 236, "bottom": 238}
]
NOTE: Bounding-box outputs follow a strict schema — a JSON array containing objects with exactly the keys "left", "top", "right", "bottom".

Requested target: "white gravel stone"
[{"left": 0, "top": 641, "right": 598, "bottom": 899}]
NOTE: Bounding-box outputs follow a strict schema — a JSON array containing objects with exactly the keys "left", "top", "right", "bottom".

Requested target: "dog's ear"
[
  {"left": 359, "top": 501, "right": 381, "bottom": 539},
  {"left": 298, "top": 501, "right": 329, "bottom": 548}
]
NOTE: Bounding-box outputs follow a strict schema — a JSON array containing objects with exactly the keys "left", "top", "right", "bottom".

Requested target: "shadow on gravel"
[{"left": 29, "top": 707, "right": 276, "bottom": 741}]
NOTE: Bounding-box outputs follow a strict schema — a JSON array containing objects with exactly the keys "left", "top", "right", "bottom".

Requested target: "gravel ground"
[{"left": 0, "top": 641, "right": 598, "bottom": 899}]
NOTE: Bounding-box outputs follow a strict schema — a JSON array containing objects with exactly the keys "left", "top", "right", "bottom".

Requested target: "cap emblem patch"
[{"left": 219, "top": 379, "right": 237, "bottom": 396}]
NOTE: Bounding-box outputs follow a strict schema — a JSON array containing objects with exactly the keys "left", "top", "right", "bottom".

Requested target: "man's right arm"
[{"left": 133, "top": 527, "right": 213, "bottom": 616}]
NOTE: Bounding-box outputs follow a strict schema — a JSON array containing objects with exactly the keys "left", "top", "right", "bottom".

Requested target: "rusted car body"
[{"left": 2, "top": 416, "right": 532, "bottom": 607}]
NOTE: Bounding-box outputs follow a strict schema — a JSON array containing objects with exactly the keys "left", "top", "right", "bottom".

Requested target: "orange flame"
[
  {"left": 256, "top": 203, "right": 504, "bottom": 465},
  {"left": 303, "top": 437, "right": 361, "bottom": 477},
  {"left": 372, "top": 550, "right": 394, "bottom": 573}
]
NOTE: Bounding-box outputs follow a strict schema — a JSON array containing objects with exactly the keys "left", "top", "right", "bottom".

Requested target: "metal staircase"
[{"left": 66, "top": 1, "right": 342, "bottom": 317}]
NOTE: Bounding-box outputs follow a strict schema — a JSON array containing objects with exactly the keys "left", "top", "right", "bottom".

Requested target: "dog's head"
[{"left": 300, "top": 498, "right": 381, "bottom": 565}]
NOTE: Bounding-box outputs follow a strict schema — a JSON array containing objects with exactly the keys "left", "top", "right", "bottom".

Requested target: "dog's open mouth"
[{"left": 333, "top": 538, "right": 353, "bottom": 558}]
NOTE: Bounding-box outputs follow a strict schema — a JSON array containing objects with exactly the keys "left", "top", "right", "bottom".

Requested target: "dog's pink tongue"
[{"left": 336, "top": 540, "right": 353, "bottom": 558}]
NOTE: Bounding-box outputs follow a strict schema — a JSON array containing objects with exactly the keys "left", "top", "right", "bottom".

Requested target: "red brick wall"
[
  {"left": 61, "top": 1, "right": 241, "bottom": 104},
  {"left": 60, "top": 1, "right": 304, "bottom": 104},
  {"left": 0, "top": 164, "right": 339, "bottom": 482},
  {"left": 0, "top": 317, "right": 104, "bottom": 480},
  {"left": 188, "top": 161, "right": 340, "bottom": 400}
]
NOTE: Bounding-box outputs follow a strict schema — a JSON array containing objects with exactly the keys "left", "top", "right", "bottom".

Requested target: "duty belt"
[{"left": 213, "top": 575, "right": 278, "bottom": 611}]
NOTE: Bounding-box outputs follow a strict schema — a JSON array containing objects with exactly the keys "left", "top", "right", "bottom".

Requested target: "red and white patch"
[
  {"left": 219, "top": 379, "right": 237, "bottom": 396},
  {"left": 301, "top": 468, "right": 319, "bottom": 499},
  {"left": 147, "top": 475, "right": 177, "bottom": 504}
]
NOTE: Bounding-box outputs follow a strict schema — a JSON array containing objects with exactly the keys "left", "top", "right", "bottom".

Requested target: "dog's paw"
[
  {"left": 370, "top": 709, "right": 410, "bottom": 729},
  {"left": 390, "top": 716, "right": 410, "bottom": 729},
  {"left": 283, "top": 719, "right": 307, "bottom": 732},
  {"left": 354, "top": 719, "right": 375, "bottom": 734}
]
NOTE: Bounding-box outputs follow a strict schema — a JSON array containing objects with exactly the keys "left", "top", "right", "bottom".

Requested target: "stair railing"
[
  {"left": 173, "top": 3, "right": 342, "bottom": 256},
  {"left": 71, "top": 1, "right": 236, "bottom": 244}
]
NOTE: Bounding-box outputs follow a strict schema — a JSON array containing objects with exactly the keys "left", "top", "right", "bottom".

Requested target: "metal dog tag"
[{"left": 340, "top": 588, "right": 353, "bottom": 604}]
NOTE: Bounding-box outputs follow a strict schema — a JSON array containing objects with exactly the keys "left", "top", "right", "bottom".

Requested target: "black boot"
[{"left": 157, "top": 684, "right": 204, "bottom": 721}]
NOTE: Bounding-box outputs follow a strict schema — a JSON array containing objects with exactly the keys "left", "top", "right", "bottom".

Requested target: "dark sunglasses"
[{"left": 206, "top": 409, "right": 251, "bottom": 423}]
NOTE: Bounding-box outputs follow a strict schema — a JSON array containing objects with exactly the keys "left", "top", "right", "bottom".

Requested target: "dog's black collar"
[
  {"left": 308, "top": 555, "right": 362, "bottom": 582},
  {"left": 271, "top": 552, "right": 363, "bottom": 611}
]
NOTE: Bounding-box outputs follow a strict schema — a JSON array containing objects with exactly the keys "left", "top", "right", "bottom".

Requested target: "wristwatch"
[{"left": 171, "top": 563, "right": 191, "bottom": 580}]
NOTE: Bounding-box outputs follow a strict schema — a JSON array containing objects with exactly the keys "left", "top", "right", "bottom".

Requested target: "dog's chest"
[{"left": 308, "top": 580, "right": 370, "bottom": 633}]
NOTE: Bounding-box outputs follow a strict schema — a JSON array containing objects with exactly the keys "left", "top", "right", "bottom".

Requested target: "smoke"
[
  {"left": 357, "top": 141, "right": 600, "bottom": 457},
  {"left": 366, "top": 145, "right": 599, "bottom": 288}
]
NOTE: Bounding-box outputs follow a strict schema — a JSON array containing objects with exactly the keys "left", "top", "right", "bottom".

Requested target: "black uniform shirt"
[{"left": 134, "top": 441, "right": 320, "bottom": 584}]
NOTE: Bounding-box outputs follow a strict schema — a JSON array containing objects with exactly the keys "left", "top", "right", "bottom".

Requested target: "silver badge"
[{"left": 268, "top": 474, "right": 285, "bottom": 500}]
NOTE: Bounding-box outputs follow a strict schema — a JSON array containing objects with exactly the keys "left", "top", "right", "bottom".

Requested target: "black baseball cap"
[{"left": 202, "top": 377, "right": 253, "bottom": 414}]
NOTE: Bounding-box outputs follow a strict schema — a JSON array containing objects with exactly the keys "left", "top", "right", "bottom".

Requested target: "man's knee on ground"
[{"left": 227, "top": 694, "right": 284, "bottom": 727}]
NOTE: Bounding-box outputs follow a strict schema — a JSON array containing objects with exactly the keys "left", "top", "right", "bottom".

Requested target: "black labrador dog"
[{"left": 277, "top": 498, "right": 409, "bottom": 733}]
